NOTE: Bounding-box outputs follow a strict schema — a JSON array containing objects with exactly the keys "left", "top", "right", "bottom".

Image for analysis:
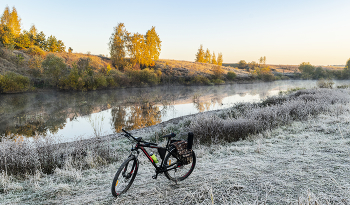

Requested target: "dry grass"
[
  {"left": 156, "top": 59, "right": 250, "bottom": 79},
  {"left": 52, "top": 52, "right": 111, "bottom": 70}
]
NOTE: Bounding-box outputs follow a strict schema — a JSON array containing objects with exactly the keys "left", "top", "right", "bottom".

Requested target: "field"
[{"left": 1, "top": 87, "right": 350, "bottom": 204}]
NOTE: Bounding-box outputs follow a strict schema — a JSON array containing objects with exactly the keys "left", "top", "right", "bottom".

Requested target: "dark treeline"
[{"left": 297, "top": 61, "right": 350, "bottom": 80}]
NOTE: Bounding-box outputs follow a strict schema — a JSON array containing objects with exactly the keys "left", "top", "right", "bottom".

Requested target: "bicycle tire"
[
  {"left": 163, "top": 148, "right": 196, "bottom": 182},
  {"left": 111, "top": 156, "right": 139, "bottom": 197}
]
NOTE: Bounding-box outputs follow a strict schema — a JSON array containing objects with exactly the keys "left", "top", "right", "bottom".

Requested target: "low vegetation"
[
  {"left": 297, "top": 61, "right": 350, "bottom": 80},
  {"left": 0, "top": 136, "right": 117, "bottom": 177},
  {"left": 155, "top": 87, "right": 349, "bottom": 144}
]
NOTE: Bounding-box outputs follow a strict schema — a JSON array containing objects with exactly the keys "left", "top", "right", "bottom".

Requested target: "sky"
[{"left": 3, "top": 0, "right": 350, "bottom": 65}]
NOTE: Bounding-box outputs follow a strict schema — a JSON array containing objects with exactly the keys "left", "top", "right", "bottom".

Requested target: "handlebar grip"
[{"left": 162, "top": 133, "right": 176, "bottom": 138}]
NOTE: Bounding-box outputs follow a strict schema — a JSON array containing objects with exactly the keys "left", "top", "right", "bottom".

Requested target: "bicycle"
[{"left": 111, "top": 129, "right": 196, "bottom": 197}]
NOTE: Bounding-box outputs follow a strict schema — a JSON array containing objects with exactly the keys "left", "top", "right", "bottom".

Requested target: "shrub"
[
  {"left": 212, "top": 78, "right": 225, "bottom": 85},
  {"left": 191, "top": 75, "right": 211, "bottom": 85},
  {"left": 226, "top": 71, "right": 236, "bottom": 80},
  {"left": 251, "top": 67, "right": 275, "bottom": 81},
  {"left": 94, "top": 73, "right": 108, "bottom": 88},
  {"left": 238, "top": 60, "right": 247, "bottom": 69},
  {"left": 125, "top": 68, "right": 160, "bottom": 86},
  {"left": 28, "top": 56, "right": 44, "bottom": 77},
  {"left": 317, "top": 79, "right": 334, "bottom": 89},
  {"left": 212, "top": 65, "right": 224, "bottom": 79},
  {"left": 0, "top": 72, "right": 31, "bottom": 93},
  {"left": 42, "top": 54, "right": 67, "bottom": 87},
  {"left": 25, "top": 46, "right": 45, "bottom": 57},
  {"left": 58, "top": 67, "right": 84, "bottom": 90}
]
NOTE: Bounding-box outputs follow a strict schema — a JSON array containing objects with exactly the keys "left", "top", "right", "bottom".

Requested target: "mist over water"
[{"left": 1, "top": 80, "right": 349, "bottom": 141}]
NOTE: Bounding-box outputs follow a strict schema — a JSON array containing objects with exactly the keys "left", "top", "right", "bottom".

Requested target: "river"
[{"left": 1, "top": 80, "right": 349, "bottom": 141}]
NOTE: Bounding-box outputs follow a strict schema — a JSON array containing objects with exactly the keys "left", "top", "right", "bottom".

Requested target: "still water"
[{"left": 1, "top": 80, "right": 349, "bottom": 141}]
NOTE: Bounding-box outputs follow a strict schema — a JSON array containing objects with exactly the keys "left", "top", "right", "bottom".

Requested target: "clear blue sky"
[{"left": 4, "top": 0, "right": 350, "bottom": 65}]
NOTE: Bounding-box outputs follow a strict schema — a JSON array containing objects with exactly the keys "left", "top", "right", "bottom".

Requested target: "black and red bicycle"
[{"left": 111, "top": 129, "right": 196, "bottom": 197}]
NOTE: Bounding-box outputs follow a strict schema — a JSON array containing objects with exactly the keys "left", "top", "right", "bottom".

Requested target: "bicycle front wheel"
[
  {"left": 111, "top": 156, "right": 139, "bottom": 197},
  {"left": 163, "top": 148, "right": 196, "bottom": 182}
]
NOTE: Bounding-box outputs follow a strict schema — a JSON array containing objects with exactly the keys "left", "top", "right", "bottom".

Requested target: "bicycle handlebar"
[{"left": 121, "top": 129, "right": 157, "bottom": 145}]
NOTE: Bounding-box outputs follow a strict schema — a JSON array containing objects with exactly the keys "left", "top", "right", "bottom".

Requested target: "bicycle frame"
[{"left": 122, "top": 129, "right": 180, "bottom": 179}]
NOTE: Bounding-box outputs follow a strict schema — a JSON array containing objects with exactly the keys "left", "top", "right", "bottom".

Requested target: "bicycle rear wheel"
[
  {"left": 111, "top": 156, "right": 139, "bottom": 197},
  {"left": 163, "top": 148, "right": 196, "bottom": 182}
]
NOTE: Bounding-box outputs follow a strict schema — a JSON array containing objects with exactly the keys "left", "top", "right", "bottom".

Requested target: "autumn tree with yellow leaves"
[
  {"left": 0, "top": 6, "right": 66, "bottom": 51},
  {"left": 0, "top": 6, "right": 21, "bottom": 37},
  {"left": 109, "top": 23, "right": 161, "bottom": 70},
  {"left": 195, "top": 45, "right": 223, "bottom": 65}
]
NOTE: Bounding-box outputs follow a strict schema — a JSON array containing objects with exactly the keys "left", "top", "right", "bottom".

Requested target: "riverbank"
[
  {"left": 1, "top": 88, "right": 350, "bottom": 204},
  {"left": 1, "top": 47, "right": 302, "bottom": 94}
]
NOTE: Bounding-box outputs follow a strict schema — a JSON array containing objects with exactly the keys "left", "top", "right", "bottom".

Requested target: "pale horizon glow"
[{"left": 4, "top": 0, "right": 350, "bottom": 65}]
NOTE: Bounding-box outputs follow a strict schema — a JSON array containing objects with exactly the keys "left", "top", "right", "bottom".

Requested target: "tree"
[
  {"left": 211, "top": 52, "right": 217, "bottom": 65},
  {"left": 128, "top": 32, "right": 146, "bottom": 67},
  {"left": 0, "top": 6, "right": 10, "bottom": 26},
  {"left": 29, "top": 24, "right": 37, "bottom": 37},
  {"left": 35, "top": 31, "right": 46, "bottom": 49},
  {"left": 9, "top": 7, "right": 21, "bottom": 37},
  {"left": 28, "top": 25, "right": 38, "bottom": 45},
  {"left": 109, "top": 23, "right": 128, "bottom": 70},
  {"left": 195, "top": 44, "right": 205, "bottom": 63},
  {"left": 56, "top": 40, "right": 65, "bottom": 52},
  {"left": 0, "top": 6, "right": 21, "bottom": 37},
  {"left": 144, "top": 26, "right": 161, "bottom": 67},
  {"left": 15, "top": 32, "right": 31, "bottom": 49},
  {"left": 204, "top": 48, "right": 211, "bottom": 63},
  {"left": 238, "top": 60, "right": 247, "bottom": 69},
  {"left": 68, "top": 47, "right": 73, "bottom": 53},
  {"left": 46, "top": 35, "right": 65, "bottom": 52},
  {"left": 259, "top": 56, "right": 266, "bottom": 67},
  {"left": 346, "top": 58, "right": 350, "bottom": 69},
  {"left": 298, "top": 62, "right": 315, "bottom": 79},
  {"left": 217, "top": 52, "right": 223, "bottom": 66},
  {"left": 248, "top": 61, "right": 259, "bottom": 70},
  {"left": 0, "top": 24, "right": 14, "bottom": 47}
]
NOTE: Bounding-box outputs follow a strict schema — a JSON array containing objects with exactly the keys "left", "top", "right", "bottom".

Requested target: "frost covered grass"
[
  {"left": 1, "top": 88, "right": 350, "bottom": 204},
  {"left": 0, "top": 135, "right": 118, "bottom": 177},
  {"left": 189, "top": 88, "right": 349, "bottom": 143}
]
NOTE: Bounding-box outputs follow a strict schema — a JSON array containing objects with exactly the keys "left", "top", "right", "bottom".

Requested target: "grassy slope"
[
  {"left": 0, "top": 48, "right": 251, "bottom": 80},
  {"left": 0, "top": 49, "right": 111, "bottom": 76},
  {"left": 1, "top": 48, "right": 304, "bottom": 81},
  {"left": 2, "top": 89, "right": 350, "bottom": 204}
]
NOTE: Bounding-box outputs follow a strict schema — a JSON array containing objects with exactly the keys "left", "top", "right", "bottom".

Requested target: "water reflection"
[
  {"left": 112, "top": 105, "right": 161, "bottom": 132},
  {"left": 1, "top": 80, "right": 350, "bottom": 141}
]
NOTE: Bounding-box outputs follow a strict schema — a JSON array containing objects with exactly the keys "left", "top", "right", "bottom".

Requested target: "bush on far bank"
[{"left": 0, "top": 71, "right": 32, "bottom": 93}]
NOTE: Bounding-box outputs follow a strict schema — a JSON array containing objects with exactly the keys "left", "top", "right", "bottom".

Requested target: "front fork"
[{"left": 122, "top": 151, "right": 139, "bottom": 178}]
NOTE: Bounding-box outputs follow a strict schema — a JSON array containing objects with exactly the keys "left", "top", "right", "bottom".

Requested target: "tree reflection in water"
[{"left": 112, "top": 104, "right": 161, "bottom": 133}]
